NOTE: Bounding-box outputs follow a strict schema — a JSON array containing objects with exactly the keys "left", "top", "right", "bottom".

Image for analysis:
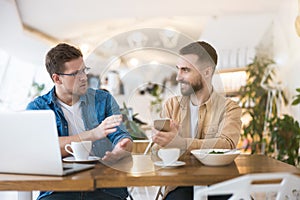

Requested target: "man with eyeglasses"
[{"left": 26, "top": 43, "right": 133, "bottom": 200}]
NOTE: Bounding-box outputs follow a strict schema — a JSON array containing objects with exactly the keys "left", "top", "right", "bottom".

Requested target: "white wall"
[
  {"left": 0, "top": 0, "right": 49, "bottom": 65},
  {"left": 199, "top": 1, "right": 300, "bottom": 122},
  {"left": 274, "top": 1, "right": 300, "bottom": 121},
  {"left": 0, "top": 0, "right": 52, "bottom": 111}
]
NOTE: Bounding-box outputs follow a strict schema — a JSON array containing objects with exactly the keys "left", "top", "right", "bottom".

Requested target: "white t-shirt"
[
  {"left": 57, "top": 100, "right": 85, "bottom": 136},
  {"left": 190, "top": 100, "right": 199, "bottom": 138}
]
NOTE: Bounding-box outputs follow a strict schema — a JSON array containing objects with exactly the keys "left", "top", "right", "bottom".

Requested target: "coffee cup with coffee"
[
  {"left": 158, "top": 148, "right": 180, "bottom": 166},
  {"left": 64, "top": 141, "right": 92, "bottom": 161}
]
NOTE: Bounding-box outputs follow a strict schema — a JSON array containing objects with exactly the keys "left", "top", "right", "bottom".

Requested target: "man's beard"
[{"left": 180, "top": 81, "right": 203, "bottom": 96}]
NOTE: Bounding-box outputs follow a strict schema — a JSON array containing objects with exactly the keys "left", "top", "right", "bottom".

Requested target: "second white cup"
[
  {"left": 64, "top": 141, "right": 92, "bottom": 161},
  {"left": 158, "top": 148, "right": 180, "bottom": 166}
]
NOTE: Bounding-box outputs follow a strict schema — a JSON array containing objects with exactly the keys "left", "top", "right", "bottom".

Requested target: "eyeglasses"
[{"left": 56, "top": 67, "right": 91, "bottom": 77}]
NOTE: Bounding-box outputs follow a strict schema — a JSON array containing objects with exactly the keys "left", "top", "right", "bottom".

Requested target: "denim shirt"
[{"left": 26, "top": 87, "right": 131, "bottom": 199}]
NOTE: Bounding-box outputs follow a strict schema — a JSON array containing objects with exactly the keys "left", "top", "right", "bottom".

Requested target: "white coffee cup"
[
  {"left": 158, "top": 148, "right": 180, "bottom": 165},
  {"left": 64, "top": 141, "right": 92, "bottom": 161}
]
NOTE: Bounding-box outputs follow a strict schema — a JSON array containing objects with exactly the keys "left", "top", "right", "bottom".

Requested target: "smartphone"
[{"left": 154, "top": 118, "right": 171, "bottom": 131}]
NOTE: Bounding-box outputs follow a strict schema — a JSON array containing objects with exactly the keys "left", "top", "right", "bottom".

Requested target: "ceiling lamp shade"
[{"left": 127, "top": 32, "right": 148, "bottom": 48}]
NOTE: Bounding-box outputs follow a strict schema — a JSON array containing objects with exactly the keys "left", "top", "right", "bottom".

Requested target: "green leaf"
[
  {"left": 237, "top": 57, "right": 300, "bottom": 165},
  {"left": 121, "top": 101, "right": 147, "bottom": 140},
  {"left": 292, "top": 98, "right": 300, "bottom": 105}
]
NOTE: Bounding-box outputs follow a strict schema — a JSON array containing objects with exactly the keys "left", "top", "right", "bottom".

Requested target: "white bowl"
[{"left": 191, "top": 149, "right": 240, "bottom": 166}]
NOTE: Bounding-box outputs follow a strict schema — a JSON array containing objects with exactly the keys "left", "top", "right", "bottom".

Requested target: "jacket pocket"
[{"left": 202, "top": 125, "right": 218, "bottom": 139}]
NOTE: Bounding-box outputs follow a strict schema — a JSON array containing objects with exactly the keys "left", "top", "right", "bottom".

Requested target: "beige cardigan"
[{"left": 152, "top": 91, "right": 242, "bottom": 198}]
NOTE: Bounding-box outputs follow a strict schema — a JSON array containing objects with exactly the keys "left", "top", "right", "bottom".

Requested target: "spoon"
[{"left": 223, "top": 147, "right": 244, "bottom": 154}]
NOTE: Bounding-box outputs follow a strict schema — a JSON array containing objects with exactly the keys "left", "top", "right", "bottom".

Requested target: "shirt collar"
[
  {"left": 47, "top": 86, "right": 88, "bottom": 105},
  {"left": 46, "top": 87, "right": 56, "bottom": 105},
  {"left": 178, "top": 88, "right": 218, "bottom": 110},
  {"left": 204, "top": 89, "right": 218, "bottom": 111},
  {"left": 79, "top": 92, "right": 88, "bottom": 105}
]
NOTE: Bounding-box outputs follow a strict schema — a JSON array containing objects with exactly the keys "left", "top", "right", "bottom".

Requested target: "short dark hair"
[
  {"left": 179, "top": 41, "right": 218, "bottom": 72},
  {"left": 45, "top": 43, "right": 82, "bottom": 79}
]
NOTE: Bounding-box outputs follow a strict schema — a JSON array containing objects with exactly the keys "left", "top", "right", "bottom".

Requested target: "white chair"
[{"left": 194, "top": 173, "right": 300, "bottom": 200}]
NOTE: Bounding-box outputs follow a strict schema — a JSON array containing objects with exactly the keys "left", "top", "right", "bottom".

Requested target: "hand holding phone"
[{"left": 153, "top": 118, "right": 171, "bottom": 132}]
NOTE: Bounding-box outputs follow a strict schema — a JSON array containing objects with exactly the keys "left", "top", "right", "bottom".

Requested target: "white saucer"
[
  {"left": 63, "top": 156, "right": 100, "bottom": 163},
  {"left": 154, "top": 161, "right": 186, "bottom": 167}
]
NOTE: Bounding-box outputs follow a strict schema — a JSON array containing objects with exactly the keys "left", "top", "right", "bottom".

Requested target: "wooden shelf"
[
  {"left": 216, "top": 67, "right": 247, "bottom": 74},
  {"left": 225, "top": 91, "right": 240, "bottom": 97}
]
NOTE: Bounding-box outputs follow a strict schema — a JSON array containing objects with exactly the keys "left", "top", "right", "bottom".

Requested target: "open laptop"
[{"left": 0, "top": 110, "right": 95, "bottom": 176}]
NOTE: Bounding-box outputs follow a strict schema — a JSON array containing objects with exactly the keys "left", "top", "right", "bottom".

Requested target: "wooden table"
[
  {"left": 93, "top": 154, "right": 300, "bottom": 188},
  {"left": 0, "top": 154, "right": 299, "bottom": 198},
  {"left": 0, "top": 171, "right": 94, "bottom": 191}
]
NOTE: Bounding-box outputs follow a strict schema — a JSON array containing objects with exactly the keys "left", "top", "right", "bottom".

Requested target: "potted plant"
[
  {"left": 28, "top": 81, "right": 45, "bottom": 99},
  {"left": 268, "top": 114, "right": 300, "bottom": 165},
  {"left": 266, "top": 88, "right": 300, "bottom": 166},
  {"left": 238, "top": 56, "right": 300, "bottom": 166},
  {"left": 238, "top": 56, "right": 284, "bottom": 153},
  {"left": 149, "top": 83, "right": 163, "bottom": 114},
  {"left": 120, "top": 102, "right": 148, "bottom": 140}
]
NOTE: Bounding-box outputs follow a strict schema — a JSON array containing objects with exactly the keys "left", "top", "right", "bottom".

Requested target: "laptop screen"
[{"left": 0, "top": 110, "right": 94, "bottom": 176}]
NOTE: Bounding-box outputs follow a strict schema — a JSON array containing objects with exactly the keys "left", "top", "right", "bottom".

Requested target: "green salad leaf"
[{"left": 208, "top": 150, "right": 225, "bottom": 154}]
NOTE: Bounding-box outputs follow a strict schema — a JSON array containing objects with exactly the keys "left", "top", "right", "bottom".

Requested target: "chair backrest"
[{"left": 194, "top": 173, "right": 300, "bottom": 200}]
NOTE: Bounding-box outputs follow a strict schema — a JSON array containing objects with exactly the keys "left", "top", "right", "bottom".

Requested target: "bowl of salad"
[{"left": 190, "top": 149, "right": 241, "bottom": 166}]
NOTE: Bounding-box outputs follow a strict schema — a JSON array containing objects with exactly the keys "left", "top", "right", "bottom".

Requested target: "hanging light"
[
  {"left": 159, "top": 28, "right": 179, "bottom": 48},
  {"left": 127, "top": 32, "right": 148, "bottom": 48}
]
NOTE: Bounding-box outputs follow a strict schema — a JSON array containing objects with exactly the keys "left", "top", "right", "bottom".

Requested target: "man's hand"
[
  {"left": 91, "top": 114, "right": 123, "bottom": 140},
  {"left": 102, "top": 138, "right": 132, "bottom": 163},
  {"left": 60, "top": 115, "right": 125, "bottom": 157},
  {"left": 152, "top": 120, "right": 179, "bottom": 147}
]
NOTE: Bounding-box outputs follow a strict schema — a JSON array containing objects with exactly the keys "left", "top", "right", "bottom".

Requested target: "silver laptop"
[{"left": 0, "top": 110, "right": 95, "bottom": 176}]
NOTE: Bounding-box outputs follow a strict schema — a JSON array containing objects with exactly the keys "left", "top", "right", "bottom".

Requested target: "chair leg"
[
  {"left": 155, "top": 186, "right": 164, "bottom": 200},
  {"left": 127, "top": 187, "right": 134, "bottom": 200},
  {"left": 128, "top": 194, "right": 134, "bottom": 200}
]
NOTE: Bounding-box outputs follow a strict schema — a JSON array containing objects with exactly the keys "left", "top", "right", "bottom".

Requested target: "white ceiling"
[
  {"left": 16, "top": 0, "right": 285, "bottom": 42},
  {"left": 14, "top": 0, "right": 288, "bottom": 74}
]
